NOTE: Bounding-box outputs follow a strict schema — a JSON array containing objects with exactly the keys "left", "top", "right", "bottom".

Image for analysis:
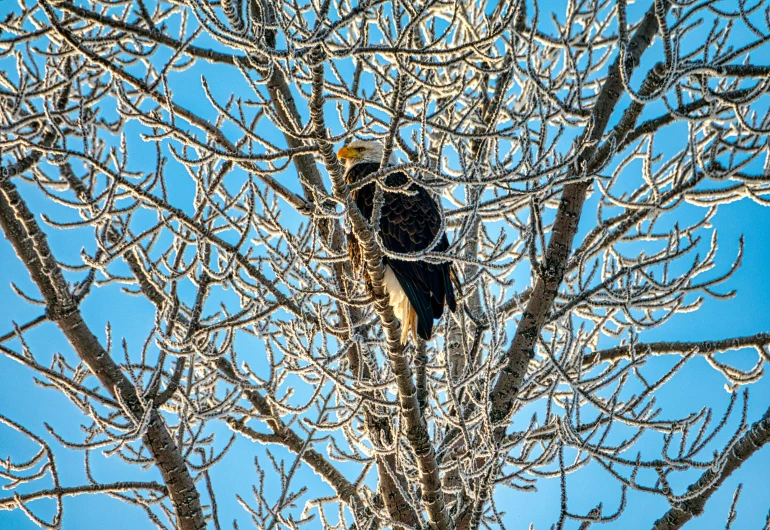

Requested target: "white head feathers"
[{"left": 336, "top": 140, "right": 398, "bottom": 170}]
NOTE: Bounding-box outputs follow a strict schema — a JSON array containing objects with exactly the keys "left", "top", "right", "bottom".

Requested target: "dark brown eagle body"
[{"left": 344, "top": 160, "right": 457, "bottom": 343}]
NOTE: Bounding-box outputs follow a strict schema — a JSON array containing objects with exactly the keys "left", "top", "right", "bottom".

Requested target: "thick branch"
[
  {"left": 584, "top": 333, "right": 770, "bottom": 365},
  {"left": 251, "top": 6, "right": 418, "bottom": 519},
  {"left": 0, "top": 482, "right": 166, "bottom": 510},
  {"left": 489, "top": 0, "right": 668, "bottom": 431},
  {"left": 0, "top": 177, "right": 205, "bottom": 530}
]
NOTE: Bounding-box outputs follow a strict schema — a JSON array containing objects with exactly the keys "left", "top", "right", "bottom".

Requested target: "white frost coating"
[{"left": 4, "top": 1, "right": 767, "bottom": 527}]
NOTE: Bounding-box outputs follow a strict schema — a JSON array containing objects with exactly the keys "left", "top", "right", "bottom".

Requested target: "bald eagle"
[{"left": 337, "top": 140, "right": 457, "bottom": 344}]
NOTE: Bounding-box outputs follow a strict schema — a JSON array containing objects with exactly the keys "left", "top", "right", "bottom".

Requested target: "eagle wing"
[{"left": 349, "top": 163, "right": 456, "bottom": 340}]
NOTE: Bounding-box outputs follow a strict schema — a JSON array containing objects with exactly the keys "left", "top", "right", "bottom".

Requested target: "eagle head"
[{"left": 337, "top": 140, "right": 397, "bottom": 182}]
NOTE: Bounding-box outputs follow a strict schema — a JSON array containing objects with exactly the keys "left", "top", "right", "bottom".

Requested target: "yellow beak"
[{"left": 336, "top": 146, "right": 358, "bottom": 161}]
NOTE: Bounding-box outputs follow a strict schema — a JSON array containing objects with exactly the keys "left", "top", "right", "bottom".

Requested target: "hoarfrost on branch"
[{"left": 1, "top": 0, "right": 770, "bottom": 528}]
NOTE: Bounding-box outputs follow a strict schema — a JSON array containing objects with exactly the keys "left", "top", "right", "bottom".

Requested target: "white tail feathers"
[{"left": 383, "top": 265, "right": 417, "bottom": 344}]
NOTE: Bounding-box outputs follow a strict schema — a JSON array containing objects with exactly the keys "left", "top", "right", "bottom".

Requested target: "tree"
[{"left": 1, "top": 0, "right": 769, "bottom": 528}]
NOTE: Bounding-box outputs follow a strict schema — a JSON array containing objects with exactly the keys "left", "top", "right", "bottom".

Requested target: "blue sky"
[{"left": 1, "top": 1, "right": 770, "bottom": 529}]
